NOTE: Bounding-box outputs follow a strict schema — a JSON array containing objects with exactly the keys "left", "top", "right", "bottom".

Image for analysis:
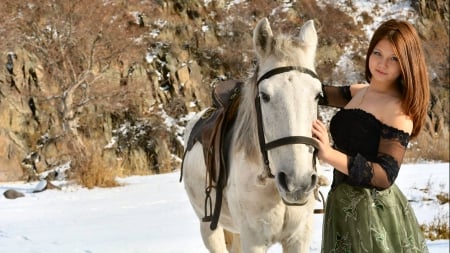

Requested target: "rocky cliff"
[{"left": 0, "top": 0, "right": 448, "bottom": 183}]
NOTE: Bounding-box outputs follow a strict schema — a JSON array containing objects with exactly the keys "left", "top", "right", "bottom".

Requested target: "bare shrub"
[
  {"left": 413, "top": 177, "right": 449, "bottom": 240},
  {"left": 6, "top": 0, "right": 156, "bottom": 186},
  {"left": 13, "top": 0, "right": 145, "bottom": 118},
  {"left": 70, "top": 136, "right": 120, "bottom": 189},
  {"left": 436, "top": 192, "right": 450, "bottom": 205},
  {"left": 420, "top": 213, "right": 450, "bottom": 240},
  {"left": 119, "top": 148, "right": 152, "bottom": 176},
  {"left": 111, "top": 111, "right": 181, "bottom": 175},
  {"left": 164, "top": 97, "right": 187, "bottom": 119},
  {"left": 74, "top": 156, "right": 121, "bottom": 189},
  {"left": 405, "top": 124, "right": 449, "bottom": 162}
]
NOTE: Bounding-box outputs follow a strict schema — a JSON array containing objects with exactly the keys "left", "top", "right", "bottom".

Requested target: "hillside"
[{"left": 0, "top": 0, "right": 448, "bottom": 183}]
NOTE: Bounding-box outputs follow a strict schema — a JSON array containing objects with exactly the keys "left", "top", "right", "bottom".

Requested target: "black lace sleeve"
[
  {"left": 346, "top": 126, "right": 410, "bottom": 190},
  {"left": 319, "top": 85, "right": 352, "bottom": 108}
]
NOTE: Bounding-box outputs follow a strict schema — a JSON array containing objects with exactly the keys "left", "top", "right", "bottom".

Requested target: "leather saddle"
[{"left": 181, "top": 79, "right": 243, "bottom": 230}]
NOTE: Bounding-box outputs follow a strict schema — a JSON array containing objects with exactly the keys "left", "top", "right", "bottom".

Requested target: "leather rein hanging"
[{"left": 254, "top": 66, "right": 321, "bottom": 179}]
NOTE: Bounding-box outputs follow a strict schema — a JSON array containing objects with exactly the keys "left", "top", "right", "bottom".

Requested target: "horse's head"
[{"left": 250, "top": 18, "right": 322, "bottom": 205}]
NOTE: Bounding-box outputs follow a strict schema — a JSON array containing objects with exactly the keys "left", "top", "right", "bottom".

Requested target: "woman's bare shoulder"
[
  {"left": 381, "top": 101, "right": 413, "bottom": 135},
  {"left": 350, "top": 83, "right": 369, "bottom": 97}
]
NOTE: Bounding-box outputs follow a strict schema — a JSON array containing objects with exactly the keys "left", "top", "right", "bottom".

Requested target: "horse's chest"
[{"left": 226, "top": 182, "right": 285, "bottom": 217}]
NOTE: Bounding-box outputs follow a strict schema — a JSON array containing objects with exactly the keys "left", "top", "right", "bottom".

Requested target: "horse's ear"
[
  {"left": 298, "top": 20, "right": 318, "bottom": 49},
  {"left": 253, "top": 18, "right": 274, "bottom": 59}
]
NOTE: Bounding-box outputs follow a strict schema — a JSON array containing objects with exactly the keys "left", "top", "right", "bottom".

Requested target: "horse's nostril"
[
  {"left": 311, "top": 173, "right": 317, "bottom": 187},
  {"left": 278, "top": 172, "right": 289, "bottom": 191}
]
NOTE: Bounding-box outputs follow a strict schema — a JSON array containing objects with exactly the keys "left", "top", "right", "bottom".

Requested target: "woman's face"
[{"left": 368, "top": 39, "right": 402, "bottom": 85}]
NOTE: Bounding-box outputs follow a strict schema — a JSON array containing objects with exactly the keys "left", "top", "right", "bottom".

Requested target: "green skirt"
[{"left": 321, "top": 183, "right": 428, "bottom": 253}]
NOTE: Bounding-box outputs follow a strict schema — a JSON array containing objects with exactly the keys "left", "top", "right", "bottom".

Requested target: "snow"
[
  {"left": 0, "top": 163, "right": 448, "bottom": 253},
  {"left": 317, "top": 0, "right": 417, "bottom": 37}
]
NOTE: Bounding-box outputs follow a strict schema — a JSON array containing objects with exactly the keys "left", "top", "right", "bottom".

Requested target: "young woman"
[{"left": 312, "top": 19, "right": 430, "bottom": 252}]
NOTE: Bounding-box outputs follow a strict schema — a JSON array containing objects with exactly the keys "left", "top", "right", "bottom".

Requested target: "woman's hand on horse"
[{"left": 312, "top": 119, "right": 332, "bottom": 161}]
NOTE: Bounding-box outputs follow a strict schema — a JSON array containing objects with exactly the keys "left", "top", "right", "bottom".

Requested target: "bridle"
[{"left": 254, "top": 66, "right": 321, "bottom": 179}]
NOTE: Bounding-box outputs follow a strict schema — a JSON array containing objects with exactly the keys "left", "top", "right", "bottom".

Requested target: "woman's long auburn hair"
[{"left": 365, "top": 19, "right": 430, "bottom": 138}]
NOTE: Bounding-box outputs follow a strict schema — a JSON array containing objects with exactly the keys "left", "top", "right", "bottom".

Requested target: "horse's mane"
[
  {"left": 233, "top": 69, "right": 259, "bottom": 161},
  {"left": 233, "top": 34, "right": 306, "bottom": 161}
]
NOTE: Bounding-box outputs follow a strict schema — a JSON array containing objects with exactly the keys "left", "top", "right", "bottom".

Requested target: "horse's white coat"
[{"left": 182, "top": 18, "right": 322, "bottom": 253}]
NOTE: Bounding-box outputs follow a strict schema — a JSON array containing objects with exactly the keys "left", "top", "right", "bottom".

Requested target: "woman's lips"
[{"left": 375, "top": 69, "right": 387, "bottom": 75}]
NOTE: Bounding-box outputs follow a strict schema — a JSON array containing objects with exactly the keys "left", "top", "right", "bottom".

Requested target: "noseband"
[{"left": 255, "top": 66, "right": 320, "bottom": 178}]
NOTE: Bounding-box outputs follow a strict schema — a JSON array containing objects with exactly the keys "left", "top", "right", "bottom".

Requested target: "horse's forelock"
[
  {"left": 233, "top": 33, "right": 311, "bottom": 162},
  {"left": 272, "top": 34, "right": 306, "bottom": 65}
]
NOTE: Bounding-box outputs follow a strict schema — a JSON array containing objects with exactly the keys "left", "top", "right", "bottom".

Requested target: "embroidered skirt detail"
[{"left": 321, "top": 183, "right": 429, "bottom": 253}]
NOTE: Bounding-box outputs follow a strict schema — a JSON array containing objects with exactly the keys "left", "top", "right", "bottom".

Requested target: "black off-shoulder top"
[{"left": 321, "top": 85, "right": 410, "bottom": 190}]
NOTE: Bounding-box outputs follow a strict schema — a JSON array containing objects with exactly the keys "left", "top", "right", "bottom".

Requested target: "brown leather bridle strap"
[
  {"left": 256, "top": 66, "right": 319, "bottom": 86},
  {"left": 255, "top": 97, "right": 274, "bottom": 177},
  {"left": 265, "top": 136, "right": 319, "bottom": 151}
]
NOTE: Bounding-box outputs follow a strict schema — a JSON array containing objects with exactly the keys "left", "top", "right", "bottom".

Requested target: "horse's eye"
[{"left": 260, "top": 92, "right": 270, "bottom": 103}]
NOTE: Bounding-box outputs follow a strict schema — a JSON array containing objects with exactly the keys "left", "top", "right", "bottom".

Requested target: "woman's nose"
[{"left": 378, "top": 58, "right": 388, "bottom": 68}]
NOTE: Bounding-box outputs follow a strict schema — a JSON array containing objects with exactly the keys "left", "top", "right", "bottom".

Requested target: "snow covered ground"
[{"left": 0, "top": 162, "right": 448, "bottom": 253}]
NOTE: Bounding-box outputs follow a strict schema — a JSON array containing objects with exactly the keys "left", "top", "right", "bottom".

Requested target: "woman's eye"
[
  {"left": 391, "top": 56, "right": 399, "bottom": 62},
  {"left": 373, "top": 51, "right": 381, "bottom": 56},
  {"left": 260, "top": 92, "right": 270, "bottom": 102}
]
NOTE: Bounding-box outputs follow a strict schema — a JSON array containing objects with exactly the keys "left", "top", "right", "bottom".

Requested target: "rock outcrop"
[{"left": 0, "top": 0, "right": 448, "bottom": 182}]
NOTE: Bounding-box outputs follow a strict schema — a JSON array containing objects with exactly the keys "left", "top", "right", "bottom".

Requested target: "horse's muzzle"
[{"left": 277, "top": 172, "right": 317, "bottom": 205}]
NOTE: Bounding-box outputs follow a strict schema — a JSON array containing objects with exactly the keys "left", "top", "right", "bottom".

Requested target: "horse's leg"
[
  {"left": 224, "top": 229, "right": 233, "bottom": 251},
  {"left": 224, "top": 229, "right": 241, "bottom": 253},
  {"left": 200, "top": 223, "right": 228, "bottom": 253},
  {"left": 281, "top": 238, "right": 310, "bottom": 253},
  {"left": 280, "top": 223, "right": 313, "bottom": 253},
  {"left": 239, "top": 229, "right": 268, "bottom": 253}
]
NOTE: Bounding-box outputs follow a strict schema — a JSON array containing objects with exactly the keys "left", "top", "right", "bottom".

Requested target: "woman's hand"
[
  {"left": 312, "top": 119, "right": 349, "bottom": 174},
  {"left": 312, "top": 119, "right": 332, "bottom": 162}
]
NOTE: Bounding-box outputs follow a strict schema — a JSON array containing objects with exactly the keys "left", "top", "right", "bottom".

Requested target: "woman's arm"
[
  {"left": 319, "top": 83, "right": 368, "bottom": 108},
  {"left": 312, "top": 119, "right": 408, "bottom": 190}
]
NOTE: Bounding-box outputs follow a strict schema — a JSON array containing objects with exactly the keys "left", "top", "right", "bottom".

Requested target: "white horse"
[{"left": 182, "top": 18, "right": 322, "bottom": 253}]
